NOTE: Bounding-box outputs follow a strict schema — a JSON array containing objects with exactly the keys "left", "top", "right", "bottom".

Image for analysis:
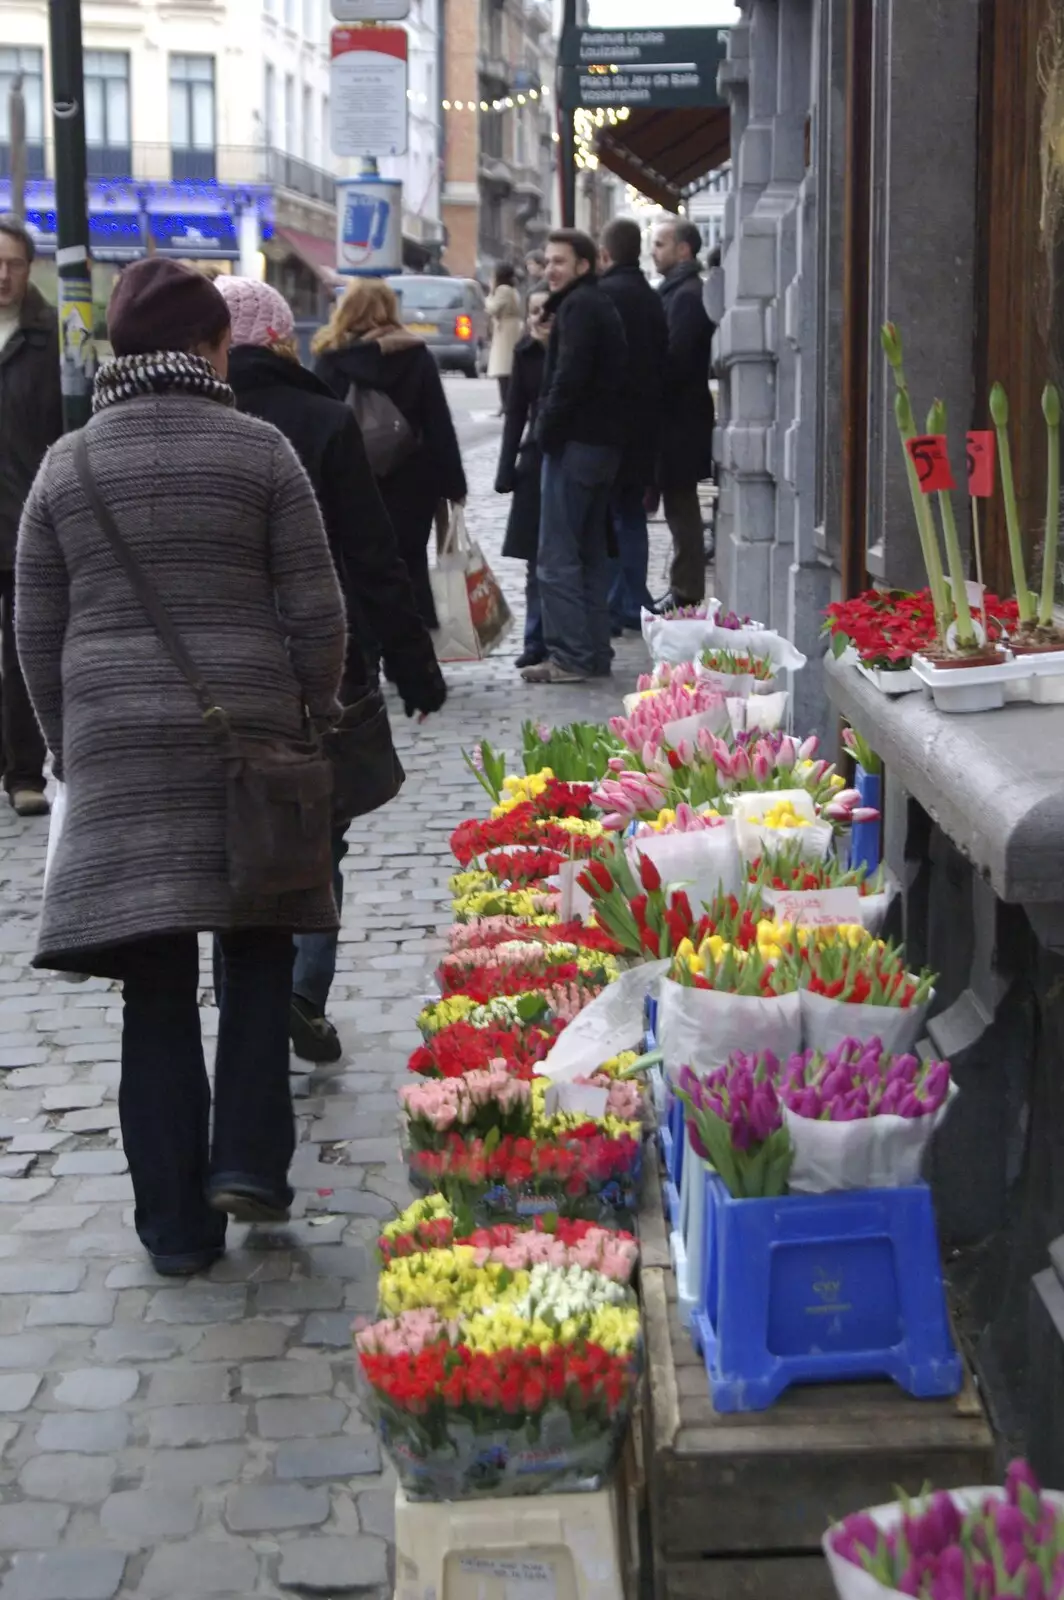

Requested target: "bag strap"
[
  {"left": 439, "top": 502, "right": 468, "bottom": 558},
  {"left": 71, "top": 432, "right": 234, "bottom": 740}
]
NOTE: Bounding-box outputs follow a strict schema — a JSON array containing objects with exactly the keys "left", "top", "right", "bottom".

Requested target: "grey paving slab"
[{"left": 0, "top": 433, "right": 662, "bottom": 1598}]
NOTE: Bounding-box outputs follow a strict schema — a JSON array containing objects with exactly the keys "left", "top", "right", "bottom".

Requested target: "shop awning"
[
  {"left": 593, "top": 107, "right": 730, "bottom": 211},
  {"left": 273, "top": 226, "right": 339, "bottom": 284}
]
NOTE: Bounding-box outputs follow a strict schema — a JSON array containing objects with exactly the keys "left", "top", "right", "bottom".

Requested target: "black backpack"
[{"left": 345, "top": 382, "right": 417, "bottom": 478}]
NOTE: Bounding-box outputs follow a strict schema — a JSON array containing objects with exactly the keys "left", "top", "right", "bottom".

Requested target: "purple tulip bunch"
[
  {"left": 768, "top": 1037, "right": 951, "bottom": 1121},
  {"left": 830, "top": 1460, "right": 1064, "bottom": 1600},
  {"left": 675, "top": 1061, "right": 792, "bottom": 1199}
]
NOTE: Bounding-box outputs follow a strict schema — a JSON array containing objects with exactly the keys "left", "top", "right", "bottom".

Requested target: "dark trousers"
[
  {"left": 524, "top": 559, "right": 544, "bottom": 658},
  {"left": 538, "top": 442, "right": 620, "bottom": 677},
  {"left": 608, "top": 483, "right": 654, "bottom": 628},
  {"left": 664, "top": 485, "right": 706, "bottom": 604},
  {"left": 292, "top": 829, "right": 348, "bottom": 1012},
  {"left": 119, "top": 929, "right": 295, "bottom": 1259},
  {"left": 0, "top": 571, "right": 46, "bottom": 797}
]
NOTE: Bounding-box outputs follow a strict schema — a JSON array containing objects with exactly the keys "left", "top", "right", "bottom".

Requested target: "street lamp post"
[{"left": 49, "top": 0, "right": 95, "bottom": 432}]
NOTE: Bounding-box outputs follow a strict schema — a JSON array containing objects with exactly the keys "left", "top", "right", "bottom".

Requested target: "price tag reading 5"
[
  {"left": 966, "top": 430, "right": 996, "bottom": 498},
  {"left": 905, "top": 434, "right": 956, "bottom": 494}
]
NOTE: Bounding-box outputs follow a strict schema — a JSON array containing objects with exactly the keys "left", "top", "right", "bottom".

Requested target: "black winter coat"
[
  {"left": 314, "top": 335, "right": 467, "bottom": 530},
  {"left": 227, "top": 344, "right": 443, "bottom": 714},
  {"left": 0, "top": 284, "right": 62, "bottom": 570},
  {"left": 535, "top": 276, "right": 628, "bottom": 457},
  {"left": 496, "top": 335, "right": 546, "bottom": 562},
  {"left": 657, "top": 262, "right": 716, "bottom": 490},
  {"left": 598, "top": 264, "right": 668, "bottom": 490}
]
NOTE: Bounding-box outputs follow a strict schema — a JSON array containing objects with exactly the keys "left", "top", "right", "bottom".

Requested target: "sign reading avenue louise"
[{"left": 558, "top": 27, "right": 727, "bottom": 111}]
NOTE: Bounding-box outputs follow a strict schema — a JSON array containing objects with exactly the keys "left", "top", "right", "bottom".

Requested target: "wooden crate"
[{"left": 638, "top": 1175, "right": 995, "bottom": 1600}]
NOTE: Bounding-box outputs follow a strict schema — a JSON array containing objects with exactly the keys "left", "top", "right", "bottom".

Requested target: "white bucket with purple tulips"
[
  {"left": 774, "top": 1039, "right": 957, "bottom": 1192},
  {"left": 823, "top": 1461, "right": 1064, "bottom": 1600}
]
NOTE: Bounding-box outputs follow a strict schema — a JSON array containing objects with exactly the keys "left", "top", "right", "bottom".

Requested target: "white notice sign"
[
  {"left": 333, "top": 0, "right": 410, "bottom": 17},
  {"left": 330, "top": 27, "right": 408, "bottom": 158}
]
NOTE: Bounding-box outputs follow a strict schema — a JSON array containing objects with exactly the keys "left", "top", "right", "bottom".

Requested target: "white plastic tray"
[{"left": 910, "top": 653, "right": 1027, "bottom": 712}]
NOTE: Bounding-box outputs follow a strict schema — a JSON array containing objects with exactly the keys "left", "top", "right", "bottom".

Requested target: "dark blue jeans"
[
  {"left": 524, "top": 559, "right": 544, "bottom": 658},
  {"left": 292, "top": 829, "right": 349, "bottom": 1012},
  {"left": 608, "top": 483, "right": 654, "bottom": 628},
  {"left": 538, "top": 442, "right": 620, "bottom": 677},
  {"left": 119, "top": 929, "right": 295, "bottom": 1259}
]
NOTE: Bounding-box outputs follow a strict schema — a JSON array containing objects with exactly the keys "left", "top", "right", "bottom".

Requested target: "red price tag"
[
  {"left": 905, "top": 434, "right": 956, "bottom": 494},
  {"left": 966, "top": 430, "right": 996, "bottom": 498}
]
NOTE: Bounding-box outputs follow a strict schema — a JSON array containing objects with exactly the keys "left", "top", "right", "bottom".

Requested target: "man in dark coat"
[
  {"left": 652, "top": 217, "right": 716, "bottom": 608},
  {"left": 598, "top": 217, "right": 667, "bottom": 632},
  {"left": 523, "top": 229, "right": 627, "bottom": 684},
  {"left": 0, "top": 215, "right": 61, "bottom": 817}
]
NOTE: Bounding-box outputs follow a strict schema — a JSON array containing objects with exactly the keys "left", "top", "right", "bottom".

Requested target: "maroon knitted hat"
[{"left": 107, "top": 258, "right": 231, "bottom": 357}]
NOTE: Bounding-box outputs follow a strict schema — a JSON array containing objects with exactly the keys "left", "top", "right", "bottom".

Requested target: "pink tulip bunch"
[
  {"left": 822, "top": 787, "right": 881, "bottom": 825},
  {"left": 636, "top": 662, "right": 698, "bottom": 693},
  {"left": 632, "top": 802, "right": 728, "bottom": 837},
  {"left": 608, "top": 682, "right": 728, "bottom": 759},
  {"left": 589, "top": 768, "right": 671, "bottom": 829},
  {"left": 356, "top": 1307, "right": 450, "bottom": 1358}
]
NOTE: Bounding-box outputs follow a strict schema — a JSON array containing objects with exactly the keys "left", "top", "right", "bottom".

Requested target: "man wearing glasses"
[{"left": 0, "top": 214, "right": 61, "bottom": 818}]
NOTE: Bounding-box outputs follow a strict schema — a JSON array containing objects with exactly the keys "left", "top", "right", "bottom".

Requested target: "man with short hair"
[
  {"left": 523, "top": 228, "right": 626, "bottom": 684},
  {"left": 597, "top": 216, "right": 667, "bottom": 632},
  {"left": 0, "top": 215, "right": 60, "bottom": 817},
  {"left": 524, "top": 248, "right": 546, "bottom": 282},
  {"left": 651, "top": 217, "right": 716, "bottom": 609}
]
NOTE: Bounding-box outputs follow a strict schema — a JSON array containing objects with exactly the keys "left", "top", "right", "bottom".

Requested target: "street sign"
[
  {"left": 332, "top": 0, "right": 411, "bottom": 20},
  {"left": 330, "top": 27, "right": 408, "bottom": 158},
  {"left": 558, "top": 26, "right": 728, "bottom": 111},
  {"left": 336, "top": 177, "right": 402, "bottom": 275}
]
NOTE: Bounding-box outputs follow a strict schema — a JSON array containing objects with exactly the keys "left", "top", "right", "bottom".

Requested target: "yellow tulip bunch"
[
  {"left": 491, "top": 769, "right": 555, "bottom": 817},
  {"left": 379, "top": 1247, "right": 521, "bottom": 1320},
  {"left": 529, "top": 1078, "right": 639, "bottom": 1141},
  {"left": 748, "top": 798, "right": 810, "bottom": 830}
]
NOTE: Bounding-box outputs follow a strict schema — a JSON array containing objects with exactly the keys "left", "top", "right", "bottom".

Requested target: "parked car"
[{"left": 386, "top": 275, "right": 488, "bottom": 377}]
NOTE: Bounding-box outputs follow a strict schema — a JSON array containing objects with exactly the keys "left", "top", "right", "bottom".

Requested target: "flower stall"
[{"left": 361, "top": 609, "right": 1003, "bottom": 1600}]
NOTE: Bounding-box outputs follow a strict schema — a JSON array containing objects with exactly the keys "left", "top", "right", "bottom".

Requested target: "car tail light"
[{"left": 454, "top": 314, "right": 473, "bottom": 340}]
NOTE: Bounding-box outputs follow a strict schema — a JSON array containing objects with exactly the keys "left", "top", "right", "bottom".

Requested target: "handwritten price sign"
[
  {"left": 966, "top": 430, "right": 996, "bottom": 498},
  {"left": 905, "top": 434, "right": 956, "bottom": 494}
]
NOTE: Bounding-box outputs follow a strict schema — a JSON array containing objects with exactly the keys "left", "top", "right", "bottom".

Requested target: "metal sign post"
[{"left": 49, "top": 0, "right": 95, "bottom": 432}]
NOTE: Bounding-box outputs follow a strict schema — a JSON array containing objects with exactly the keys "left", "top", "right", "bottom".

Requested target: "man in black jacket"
[
  {"left": 0, "top": 215, "right": 61, "bottom": 817},
  {"left": 652, "top": 217, "right": 716, "bottom": 608},
  {"left": 523, "top": 229, "right": 627, "bottom": 684},
  {"left": 598, "top": 217, "right": 667, "bottom": 632}
]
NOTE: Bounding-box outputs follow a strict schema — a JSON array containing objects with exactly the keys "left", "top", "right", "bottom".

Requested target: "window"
[
  {"left": 84, "top": 51, "right": 130, "bottom": 178},
  {"left": 304, "top": 0, "right": 316, "bottom": 39},
  {"left": 284, "top": 0, "right": 296, "bottom": 26},
  {"left": 0, "top": 46, "right": 44, "bottom": 180},
  {"left": 264, "top": 62, "right": 275, "bottom": 147},
  {"left": 264, "top": 0, "right": 276, "bottom": 12},
  {"left": 169, "top": 54, "right": 215, "bottom": 180},
  {"left": 302, "top": 84, "right": 312, "bottom": 161},
  {"left": 321, "top": 95, "right": 330, "bottom": 162},
  {"left": 284, "top": 73, "right": 295, "bottom": 153}
]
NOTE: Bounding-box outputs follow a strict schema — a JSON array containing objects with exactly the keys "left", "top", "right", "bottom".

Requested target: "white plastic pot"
[
  {"left": 910, "top": 652, "right": 1026, "bottom": 713},
  {"left": 854, "top": 663, "right": 922, "bottom": 696}
]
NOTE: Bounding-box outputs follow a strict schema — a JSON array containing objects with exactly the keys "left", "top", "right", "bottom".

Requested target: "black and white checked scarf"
[{"left": 92, "top": 350, "right": 234, "bottom": 415}]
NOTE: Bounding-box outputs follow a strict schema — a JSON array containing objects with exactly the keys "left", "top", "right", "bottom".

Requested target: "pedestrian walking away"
[
  {"left": 597, "top": 216, "right": 668, "bottom": 634},
  {"left": 485, "top": 263, "right": 523, "bottom": 413},
  {"left": 217, "top": 275, "right": 447, "bottom": 1066},
  {"left": 525, "top": 228, "right": 627, "bottom": 685},
  {"left": 15, "top": 258, "right": 347, "bottom": 1277},
  {"left": 313, "top": 279, "right": 467, "bottom": 634},
  {"left": 651, "top": 216, "right": 716, "bottom": 609},
  {"left": 0, "top": 213, "right": 61, "bottom": 818},
  {"left": 496, "top": 282, "right": 551, "bottom": 670}
]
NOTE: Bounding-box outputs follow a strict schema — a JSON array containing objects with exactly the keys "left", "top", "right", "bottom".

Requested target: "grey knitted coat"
[{"left": 15, "top": 392, "right": 348, "bottom": 976}]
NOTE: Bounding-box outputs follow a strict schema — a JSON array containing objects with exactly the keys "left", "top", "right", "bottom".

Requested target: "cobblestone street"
[{"left": 0, "top": 429, "right": 670, "bottom": 1599}]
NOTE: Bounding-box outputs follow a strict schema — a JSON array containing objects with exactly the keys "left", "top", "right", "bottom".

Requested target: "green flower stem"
[
  {"left": 1041, "top": 383, "right": 1061, "bottom": 629},
  {"left": 881, "top": 325, "right": 949, "bottom": 634},
  {"left": 990, "top": 381, "right": 1036, "bottom": 624},
  {"left": 925, "top": 401, "right": 976, "bottom": 648}
]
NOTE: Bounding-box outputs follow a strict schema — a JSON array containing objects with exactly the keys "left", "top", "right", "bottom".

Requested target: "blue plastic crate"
[
  {"left": 691, "top": 1176, "right": 962, "bottom": 1412},
  {"left": 665, "top": 1091, "right": 685, "bottom": 1190},
  {"left": 644, "top": 993, "right": 659, "bottom": 1054}
]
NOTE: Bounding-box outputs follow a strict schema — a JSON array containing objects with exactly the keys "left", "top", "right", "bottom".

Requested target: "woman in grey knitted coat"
[{"left": 15, "top": 259, "right": 347, "bottom": 1277}]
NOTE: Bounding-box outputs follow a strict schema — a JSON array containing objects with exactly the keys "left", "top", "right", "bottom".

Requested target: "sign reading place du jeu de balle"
[{"left": 558, "top": 26, "right": 728, "bottom": 112}]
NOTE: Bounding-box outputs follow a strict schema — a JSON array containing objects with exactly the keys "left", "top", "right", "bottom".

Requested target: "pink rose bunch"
[
  {"left": 448, "top": 916, "right": 540, "bottom": 949},
  {"left": 401, "top": 1067, "right": 532, "bottom": 1137},
  {"left": 468, "top": 1225, "right": 638, "bottom": 1282},
  {"left": 355, "top": 1307, "right": 451, "bottom": 1357}
]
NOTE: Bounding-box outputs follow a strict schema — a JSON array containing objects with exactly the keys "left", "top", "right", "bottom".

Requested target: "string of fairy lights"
[{"left": 406, "top": 84, "right": 552, "bottom": 112}]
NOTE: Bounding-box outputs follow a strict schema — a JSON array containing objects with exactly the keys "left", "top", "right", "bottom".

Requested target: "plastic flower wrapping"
[{"left": 824, "top": 1460, "right": 1064, "bottom": 1600}]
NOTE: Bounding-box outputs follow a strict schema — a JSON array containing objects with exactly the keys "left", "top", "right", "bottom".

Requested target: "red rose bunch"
[
  {"left": 483, "top": 847, "right": 567, "bottom": 884},
  {"left": 406, "top": 1021, "right": 559, "bottom": 1081},
  {"left": 410, "top": 1130, "right": 641, "bottom": 1197},
  {"left": 360, "top": 1340, "right": 634, "bottom": 1422}
]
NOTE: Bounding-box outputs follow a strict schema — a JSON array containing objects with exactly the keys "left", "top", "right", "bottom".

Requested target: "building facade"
[
  {"left": 0, "top": 0, "right": 447, "bottom": 324},
  {"left": 440, "top": 0, "right": 555, "bottom": 277}
]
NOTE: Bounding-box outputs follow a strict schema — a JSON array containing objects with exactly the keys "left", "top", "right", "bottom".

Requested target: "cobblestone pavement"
[{"left": 0, "top": 436, "right": 671, "bottom": 1599}]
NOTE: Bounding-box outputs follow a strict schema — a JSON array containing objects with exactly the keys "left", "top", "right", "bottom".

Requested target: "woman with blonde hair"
[
  {"left": 485, "top": 262, "right": 522, "bottom": 413},
  {"left": 313, "top": 279, "right": 466, "bottom": 630}
]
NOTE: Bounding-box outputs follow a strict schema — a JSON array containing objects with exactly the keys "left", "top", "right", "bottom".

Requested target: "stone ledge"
[{"left": 824, "top": 655, "right": 1064, "bottom": 905}]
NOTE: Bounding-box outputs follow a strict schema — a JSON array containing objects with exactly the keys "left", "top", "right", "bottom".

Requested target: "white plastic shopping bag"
[
  {"left": 784, "top": 1081, "right": 958, "bottom": 1193},
  {"left": 539, "top": 960, "right": 670, "bottom": 1083},
  {"left": 640, "top": 604, "right": 721, "bottom": 664},
  {"left": 658, "top": 977, "right": 802, "bottom": 1081},
  {"left": 43, "top": 782, "right": 66, "bottom": 889},
  {"left": 430, "top": 504, "right": 513, "bottom": 663}
]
